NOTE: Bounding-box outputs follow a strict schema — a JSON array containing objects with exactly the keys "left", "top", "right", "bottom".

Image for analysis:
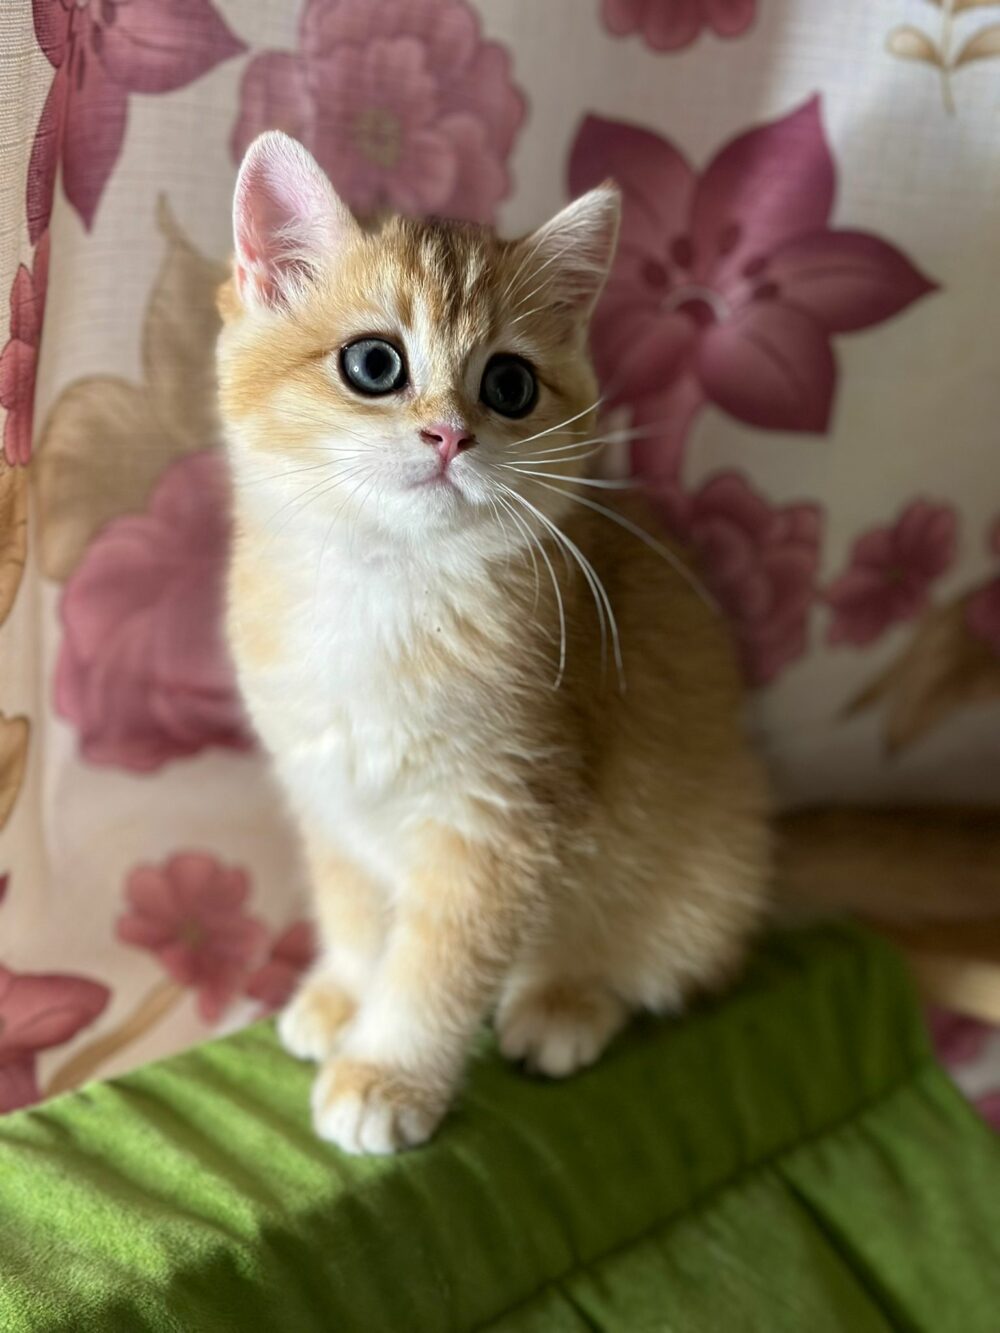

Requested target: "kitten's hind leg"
[
  {"left": 279, "top": 973, "right": 356, "bottom": 1063},
  {"left": 495, "top": 975, "right": 629, "bottom": 1078},
  {"left": 279, "top": 842, "right": 386, "bottom": 1063}
]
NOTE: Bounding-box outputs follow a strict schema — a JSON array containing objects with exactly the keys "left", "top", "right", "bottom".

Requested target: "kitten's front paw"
[
  {"left": 496, "top": 982, "right": 628, "bottom": 1078},
  {"left": 311, "top": 1059, "right": 446, "bottom": 1155},
  {"left": 277, "top": 976, "right": 355, "bottom": 1063}
]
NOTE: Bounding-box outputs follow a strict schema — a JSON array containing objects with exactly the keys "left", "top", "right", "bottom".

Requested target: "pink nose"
[{"left": 420, "top": 423, "right": 475, "bottom": 467}]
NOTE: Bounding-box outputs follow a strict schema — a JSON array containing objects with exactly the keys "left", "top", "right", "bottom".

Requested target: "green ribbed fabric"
[{"left": 1, "top": 926, "right": 997, "bottom": 1332}]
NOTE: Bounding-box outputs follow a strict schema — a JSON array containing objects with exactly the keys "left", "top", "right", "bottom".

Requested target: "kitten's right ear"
[
  {"left": 233, "top": 132, "right": 358, "bottom": 309},
  {"left": 520, "top": 183, "right": 621, "bottom": 319}
]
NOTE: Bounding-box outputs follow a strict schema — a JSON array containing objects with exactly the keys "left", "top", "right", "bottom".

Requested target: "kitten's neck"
[{"left": 233, "top": 485, "right": 523, "bottom": 615}]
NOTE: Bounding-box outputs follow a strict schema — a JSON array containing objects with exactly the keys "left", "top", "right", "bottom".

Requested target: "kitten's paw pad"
[
  {"left": 311, "top": 1059, "right": 444, "bottom": 1155},
  {"left": 277, "top": 979, "right": 355, "bottom": 1063},
  {"left": 497, "top": 983, "right": 628, "bottom": 1078}
]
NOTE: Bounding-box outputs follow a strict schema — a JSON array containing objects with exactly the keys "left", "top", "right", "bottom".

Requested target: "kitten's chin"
[{"left": 374, "top": 472, "right": 491, "bottom": 538}]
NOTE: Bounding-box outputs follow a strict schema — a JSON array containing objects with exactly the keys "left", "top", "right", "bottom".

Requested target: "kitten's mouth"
[{"left": 413, "top": 471, "right": 459, "bottom": 494}]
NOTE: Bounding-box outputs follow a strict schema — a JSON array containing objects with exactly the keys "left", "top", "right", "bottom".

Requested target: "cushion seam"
[{"left": 475, "top": 1051, "right": 935, "bottom": 1332}]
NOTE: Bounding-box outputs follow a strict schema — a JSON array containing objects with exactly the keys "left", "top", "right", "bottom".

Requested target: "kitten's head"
[{"left": 217, "top": 132, "right": 618, "bottom": 555}]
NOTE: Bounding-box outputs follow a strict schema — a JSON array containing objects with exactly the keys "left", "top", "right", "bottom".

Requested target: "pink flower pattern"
[
  {"left": 966, "top": 519, "right": 1000, "bottom": 659},
  {"left": 928, "top": 1007, "right": 1000, "bottom": 1135},
  {"left": 927, "top": 1006, "right": 992, "bottom": 1068},
  {"left": 663, "top": 471, "right": 821, "bottom": 685},
  {"left": 232, "top": 0, "right": 525, "bottom": 222},
  {"left": 0, "top": 961, "right": 109, "bottom": 1112},
  {"left": 602, "top": 0, "right": 756, "bottom": 52},
  {"left": 29, "top": 0, "right": 245, "bottom": 241},
  {"left": 825, "top": 500, "right": 957, "bottom": 647},
  {"left": 569, "top": 100, "right": 938, "bottom": 487},
  {"left": 55, "top": 450, "right": 254, "bottom": 773},
  {"left": 976, "top": 1091, "right": 1000, "bottom": 1133},
  {"left": 117, "top": 852, "right": 266, "bottom": 1023},
  {"left": 1, "top": 4, "right": 996, "bottom": 1132},
  {"left": 0, "top": 233, "right": 49, "bottom": 467},
  {"left": 244, "top": 921, "right": 317, "bottom": 1013}
]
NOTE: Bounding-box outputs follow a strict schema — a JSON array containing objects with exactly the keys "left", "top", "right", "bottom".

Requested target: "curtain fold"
[{"left": 0, "top": 0, "right": 998, "bottom": 1112}]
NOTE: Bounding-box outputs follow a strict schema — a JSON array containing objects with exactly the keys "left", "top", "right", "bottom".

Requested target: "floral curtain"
[{"left": 1, "top": 0, "right": 998, "bottom": 1116}]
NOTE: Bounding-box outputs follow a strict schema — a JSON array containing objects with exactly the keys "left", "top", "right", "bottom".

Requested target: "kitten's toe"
[
  {"left": 497, "top": 982, "right": 628, "bottom": 1078},
  {"left": 311, "top": 1059, "right": 444, "bottom": 1155},
  {"left": 277, "top": 977, "right": 355, "bottom": 1063}
]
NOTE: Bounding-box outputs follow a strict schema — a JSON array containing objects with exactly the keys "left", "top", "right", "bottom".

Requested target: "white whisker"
[
  {"left": 518, "top": 441, "right": 604, "bottom": 463},
  {"left": 497, "top": 487, "right": 567, "bottom": 687},
  {"left": 516, "top": 446, "right": 608, "bottom": 469},
  {"left": 500, "top": 482, "right": 624, "bottom": 692},
  {"left": 499, "top": 227, "right": 552, "bottom": 305},
  {"left": 509, "top": 304, "right": 549, "bottom": 326},
  {"left": 494, "top": 491, "right": 541, "bottom": 612},
  {"left": 519, "top": 476, "right": 719, "bottom": 613},
  {"left": 263, "top": 464, "right": 372, "bottom": 555},
  {"left": 503, "top": 466, "right": 633, "bottom": 489},
  {"left": 311, "top": 466, "right": 377, "bottom": 616},
  {"left": 260, "top": 460, "right": 370, "bottom": 540},
  {"left": 240, "top": 450, "right": 367, "bottom": 488},
  {"left": 486, "top": 494, "right": 514, "bottom": 573},
  {"left": 508, "top": 395, "right": 605, "bottom": 453},
  {"left": 507, "top": 235, "right": 581, "bottom": 311}
]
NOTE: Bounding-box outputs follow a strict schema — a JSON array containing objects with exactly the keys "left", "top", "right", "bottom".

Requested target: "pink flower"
[
  {"left": 665, "top": 472, "right": 822, "bottom": 686},
  {"left": 602, "top": 0, "right": 755, "bottom": 51},
  {"left": 29, "top": 0, "right": 245, "bottom": 241},
  {"left": 0, "top": 233, "right": 49, "bottom": 466},
  {"left": 825, "top": 500, "right": 957, "bottom": 647},
  {"left": 232, "top": 0, "right": 525, "bottom": 222},
  {"left": 0, "top": 962, "right": 109, "bottom": 1112},
  {"left": 966, "top": 519, "right": 1000, "bottom": 658},
  {"left": 976, "top": 1090, "right": 1000, "bottom": 1133},
  {"left": 568, "top": 100, "right": 937, "bottom": 485},
  {"left": 117, "top": 852, "right": 266, "bottom": 1023},
  {"left": 927, "top": 1006, "right": 992, "bottom": 1068},
  {"left": 55, "top": 450, "right": 254, "bottom": 773},
  {"left": 244, "top": 921, "right": 317, "bottom": 1013}
]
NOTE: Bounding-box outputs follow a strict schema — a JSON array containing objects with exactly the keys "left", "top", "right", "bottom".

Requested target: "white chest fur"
[{"left": 229, "top": 501, "right": 526, "bottom": 889}]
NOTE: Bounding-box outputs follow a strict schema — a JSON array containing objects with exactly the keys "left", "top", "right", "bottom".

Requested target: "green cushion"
[{"left": 1, "top": 926, "right": 998, "bottom": 1332}]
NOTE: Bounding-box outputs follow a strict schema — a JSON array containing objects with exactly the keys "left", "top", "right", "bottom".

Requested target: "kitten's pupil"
[
  {"left": 341, "top": 338, "right": 407, "bottom": 396},
  {"left": 493, "top": 366, "right": 523, "bottom": 407},
  {"left": 480, "top": 354, "right": 537, "bottom": 419},
  {"left": 366, "top": 347, "right": 389, "bottom": 379}
]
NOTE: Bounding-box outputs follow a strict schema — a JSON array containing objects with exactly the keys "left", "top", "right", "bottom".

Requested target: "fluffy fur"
[{"left": 217, "top": 133, "right": 771, "bottom": 1155}]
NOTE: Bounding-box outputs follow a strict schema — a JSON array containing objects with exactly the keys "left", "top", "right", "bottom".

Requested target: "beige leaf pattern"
[
  {"left": 0, "top": 712, "right": 30, "bottom": 830},
  {"left": 0, "top": 464, "right": 27, "bottom": 628},
  {"left": 955, "top": 21, "right": 1000, "bottom": 61},
  {"left": 887, "top": 3, "right": 1000, "bottom": 113},
  {"left": 144, "top": 197, "right": 229, "bottom": 453},
  {"left": 931, "top": 0, "right": 1000, "bottom": 12},
  {"left": 32, "top": 379, "right": 174, "bottom": 582},
  {"left": 847, "top": 597, "right": 1000, "bottom": 753},
  {"left": 887, "top": 26, "right": 943, "bottom": 64},
  {"left": 33, "top": 198, "right": 227, "bottom": 581}
]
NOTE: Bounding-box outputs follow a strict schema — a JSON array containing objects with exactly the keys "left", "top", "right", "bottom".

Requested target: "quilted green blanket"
[{"left": 1, "top": 925, "right": 998, "bottom": 1331}]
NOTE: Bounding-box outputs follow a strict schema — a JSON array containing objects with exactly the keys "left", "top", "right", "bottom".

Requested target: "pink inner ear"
[{"left": 234, "top": 137, "right": 338, "bottom": 306}]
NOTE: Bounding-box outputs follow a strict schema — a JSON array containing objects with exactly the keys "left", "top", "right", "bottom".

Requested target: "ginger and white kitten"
[{"left": 217, "top": 132, "right": 770, "bottom": 1155}]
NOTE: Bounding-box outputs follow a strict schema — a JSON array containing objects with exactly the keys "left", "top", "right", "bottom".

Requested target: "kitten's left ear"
[
  {"left": 233, "top": 131, "right": 359, "bottom": 309},
  {"left": 521, "top": 183, "right": 621, "bottom": 318}
]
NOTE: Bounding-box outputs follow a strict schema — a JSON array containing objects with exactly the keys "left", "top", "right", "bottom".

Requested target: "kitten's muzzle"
[{"left": 420, "top": 424, "right": 476, "bottom": 469}]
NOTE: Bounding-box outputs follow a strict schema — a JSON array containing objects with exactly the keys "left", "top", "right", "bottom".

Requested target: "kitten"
[{"left": 217, "top": 132, "right": 771, "bottom": 1155}]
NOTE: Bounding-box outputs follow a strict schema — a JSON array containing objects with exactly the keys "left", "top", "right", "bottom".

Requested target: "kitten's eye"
[
  {"left": 340, "top": 338, "right": 407, "bottom": 395},
  {"left": 480, "top": 354, "right": 537, "bottom": 418}
]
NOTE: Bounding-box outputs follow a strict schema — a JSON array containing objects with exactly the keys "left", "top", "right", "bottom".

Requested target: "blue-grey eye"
[
  {"left": 480, "top": 354, "right": 537, "bottom": 418},
  {"left": 340, "top": 338, "right": 407, "bottom": 395}
]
